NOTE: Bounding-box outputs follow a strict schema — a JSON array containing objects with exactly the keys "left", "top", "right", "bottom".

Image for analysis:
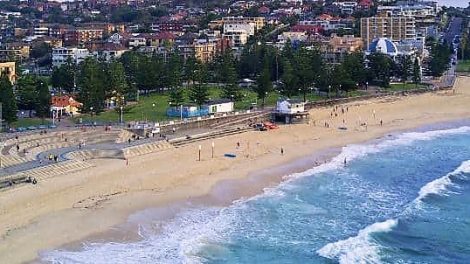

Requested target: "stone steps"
[
  {"left": 0, "top": 160, "right": 93, "bottom": 190},
  {"left": 67, "top": 149, "right": 125, "bottom": 161},
  {"left": 123, "top": 141, "right": 174, "bottom": 158},
  {"left": 0, "top": 154, "right": 32, "bottom": 168}
]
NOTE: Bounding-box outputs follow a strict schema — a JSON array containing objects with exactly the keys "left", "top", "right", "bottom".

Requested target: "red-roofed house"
[
  {"left": 51, "top": 95, "right": 82, "bottom": 116},
  {"left": 148, "top": 31, "right": 177, "bottom": 47},
  {"left": 358, "top": 0, "right": 373, "bottom": 9},
  {"left": 258, "top": 6, "right": 270, "bottom": 14},
  {"left": 291, "top": 24, "right": 323, "bottom": 35}
]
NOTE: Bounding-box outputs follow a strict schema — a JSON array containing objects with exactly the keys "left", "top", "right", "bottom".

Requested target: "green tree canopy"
[
  {"left": 0, "top": 75, "right": 18, "bottom": 125},
  {"left": 35, "top": 80, "right": 51, "bottom": 118},
  {"left": 77, "top": 58, "right": 106, "bottom": 114}
]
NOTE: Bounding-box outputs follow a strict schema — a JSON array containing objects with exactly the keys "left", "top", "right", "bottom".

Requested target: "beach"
[{"left": 1, "top": 77, "right": 470, "bottom": 264}]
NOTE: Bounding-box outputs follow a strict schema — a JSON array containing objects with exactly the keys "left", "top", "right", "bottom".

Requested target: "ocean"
[
  {"left": 43, "top": 123, "right": 470, "bottom": 264},
  {"left": 437, "top": 0, "right": 468, "bottom": 8}
]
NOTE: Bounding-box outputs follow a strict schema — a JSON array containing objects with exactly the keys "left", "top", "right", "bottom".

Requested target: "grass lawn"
[
  {"left": 77, "top": 88, "right": 283, "bottom": 124},
  {"left": 456, "top": 60, "right": 470, "bottom": 72},
  {"left": 388, "top": 83, "right": 429, "bottom": 91},
  {"left": 74, "top": 86, "right": 361, "bottom": 124},
  {"left": 12, "top": 118, "right": 51, "bottom": 128}
]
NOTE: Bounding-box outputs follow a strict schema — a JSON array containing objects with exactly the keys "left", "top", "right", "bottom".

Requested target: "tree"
[
  {"left": 30, "top": 42, "right": 52, "bottom": 59},
  {"left": 342, "top": 51, "right": 367, "bottom": 85},
  {"left": 17, "top": 75, "right": 38, "bottom": 115},
  {"left": 35, "top": 80, "right": 51, "bottom": 118},
  {"left": 428, "top": 42, "right": 452, "bottom": 77},
  {"left": 189, "top": 64, "right": 209, "bottom": 107},
  {"left": 168, "top": 87, "right": 185, "bottom": 107},
  {"left": 220, "top": 52, "right": 241, "bottom": 101},
  {"left": 412, "top": 57, "right": 422, "bottom": 87},
  {"left": 184, "top": 56, "right": 198, "bottom": 85},
  {"left": 106, "top": 61, "right": 128, "bottom": 106},
  {"left": 294, "top": 48, "right": 321, "bottom": 101},
  {"left": 51, "top": 59, "right": 75, "bottom": 95},
  {"left": 167, "top": 52, "right": 184, "bottom": 89},
  {"left": 255, "top": 61, "right": 272, "bottom": 106},
  {"left": 367, "top": 53, "right": 392, "bottom": 87},
  {"left": 77, "top": 58, "right": 106, "bottom": 114},
  {"left": 398, "top": 55, "right": 412, "bottom": 85},
  {"left": 0, "top": 75, "right": 18, "bottom": 125},
  {"left": 331, "top": 64, "right": 355, "bottom": 97},
  {"left": 280, "top": 59, "right": 298, "bottom": 98}
]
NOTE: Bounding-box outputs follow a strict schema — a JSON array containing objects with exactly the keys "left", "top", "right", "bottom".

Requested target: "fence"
[{"left": 166, "top": 108, "right": 209, "bottom": 118}]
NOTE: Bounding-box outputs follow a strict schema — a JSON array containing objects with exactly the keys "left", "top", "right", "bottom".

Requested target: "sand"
[{"left": 1, "top": 77, "right": 470, "bottom": 264}]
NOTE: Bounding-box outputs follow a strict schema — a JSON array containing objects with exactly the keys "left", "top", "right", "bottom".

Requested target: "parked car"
[
  {"left": 263, "top": 122, "right": 279, "bottom": 129},
  {"left": 253, "top": 123, "right": 267, "bottom": 131}
]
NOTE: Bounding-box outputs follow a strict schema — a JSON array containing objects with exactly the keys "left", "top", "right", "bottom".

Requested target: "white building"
[
  {"left": 203, "top": 99, "right": 234, "bottom": 114},
  {"left": 34, "top": 27, "right": 49, "bottom": 37},
  {"left": 333, "top": 1, "right": 358, "bottom": 15},
  {"left": 52, "top": 47, "right": 90, "bottom": 67},
  {"left": 224, "top": 22, "right": 255, "bottom": 36},
  {"left": 276, "top": 99, "right": 306, "bottom": 114},
  {"left": 223, "top": 31, "right": 249, "bottom": 47},
  {"left": 128, "top": 34, "right": 146, "bottom": 48},
  {"left": 278, "top": 31, "right": 309, "bottom": 43}
]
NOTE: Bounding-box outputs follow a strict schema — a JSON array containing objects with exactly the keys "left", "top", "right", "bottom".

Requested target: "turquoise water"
[{"left": 43, "top": 124, "right": 470, "bottom": 264}]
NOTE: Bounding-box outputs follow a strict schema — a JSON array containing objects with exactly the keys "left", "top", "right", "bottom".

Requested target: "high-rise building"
[{"left": 361, "top": 16, "right": 416, "bottom": 49}]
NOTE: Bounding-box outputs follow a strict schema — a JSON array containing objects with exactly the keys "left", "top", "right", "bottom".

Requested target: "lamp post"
[
  {"left": 180, "top": 104, "right": 183, "bottom": 121},
  {"left": 198, "top": 145, "right": 202, "bottom": 161},
  {"left": 90, "top": 106, "right": 94, "bottom": 125},
  {"left": 120, "top": 106, "right": 123, "bottom": 124},
  {"left": 211, "top": 141, "right": 214, "bottom": 158},
  {"left": 328, "top": 85, "right": 331, "bottom": 98},
  {"left": 152, "top": 103, "right": 156, "bottom": 123},
  {"left": 0, "top": 142, "right": 3, "bottom": 169}
]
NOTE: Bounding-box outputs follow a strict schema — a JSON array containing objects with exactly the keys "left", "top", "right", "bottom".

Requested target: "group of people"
[{"left": 47, "top": 153, "right": 59, "bottom": 162}]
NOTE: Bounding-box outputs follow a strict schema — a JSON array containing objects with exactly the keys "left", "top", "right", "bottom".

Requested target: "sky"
[{"left": 436, "top": 0, "right": 468, "bottom": 8}]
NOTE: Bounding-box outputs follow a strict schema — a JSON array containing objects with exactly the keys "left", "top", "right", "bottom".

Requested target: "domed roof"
[{"left": 368, "top": 38, "right": 398, "bottom": 56}]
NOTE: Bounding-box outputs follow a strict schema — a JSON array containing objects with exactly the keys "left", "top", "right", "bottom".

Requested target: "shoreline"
[
  {"left": 43, "top": 117, "right": 470, "bottom": 261},
  {"left": 1, "top": 77, "right": 470, "bottom": 264}
]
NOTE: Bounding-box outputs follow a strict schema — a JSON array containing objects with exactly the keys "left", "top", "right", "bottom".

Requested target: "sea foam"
[
  {"left": 417, "top": 160, "right": 470, "bottom": 201},
  {"left": 42, "top": 126, "right": 470, "bottom": 263},
  {"left": 285, "top": 126, "right": 470, "bottom": 182},
  {"left": 317, "top": 219, "right": 398, "bottom": 264}
]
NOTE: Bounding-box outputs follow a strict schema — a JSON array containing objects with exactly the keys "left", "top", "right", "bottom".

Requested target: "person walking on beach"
[
  {"left": 344, "top": 158, "right": 347, "bottom": 166},
  {"left": 281, "top": 147, "right": 284, "bottom": 156},
  {"left": 380, "top": 120, "right": 383, "bottom": 126}
]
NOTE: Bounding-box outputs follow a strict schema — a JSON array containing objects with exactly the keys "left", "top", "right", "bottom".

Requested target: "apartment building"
[
  {"left": 360, "top": 16, "right": 416, "bottom": 49},
  {"left": 52, "top": 47, "right": 90, "bottom": 67},
  {"left": 64, "top": 28, "right": 103, "bottom": 46},
  {"left": 0, "top": 43, "right": 30, "bottom": 62},
  {"left": 0, "top": 61, "right": 16, "bottom": 84},
  {"left": 222, "top": 17, "right": 265, "bottom": 32}
]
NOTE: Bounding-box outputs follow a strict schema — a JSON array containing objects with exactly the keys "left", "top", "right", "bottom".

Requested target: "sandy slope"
[{"left": 1, "top": 77, "right": 470, "bottom": 264}]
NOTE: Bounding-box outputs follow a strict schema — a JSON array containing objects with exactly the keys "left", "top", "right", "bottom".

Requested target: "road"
[{"left": 444, "top": 17, "right": 462, "bottom": 45}]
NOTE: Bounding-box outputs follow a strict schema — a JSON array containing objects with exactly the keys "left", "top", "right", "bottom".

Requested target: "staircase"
[{"left": 123, "top": 140, "right": 174, "bottom": 158}]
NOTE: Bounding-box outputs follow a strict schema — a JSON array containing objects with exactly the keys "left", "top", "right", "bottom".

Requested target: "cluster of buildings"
[{"left": 0, "top": 0, "right": 449, "bottom": 77}]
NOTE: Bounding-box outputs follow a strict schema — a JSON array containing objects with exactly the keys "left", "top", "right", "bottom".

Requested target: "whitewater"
[{"left": 43, "top": 125, "right": 470, "bottom": 264}]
